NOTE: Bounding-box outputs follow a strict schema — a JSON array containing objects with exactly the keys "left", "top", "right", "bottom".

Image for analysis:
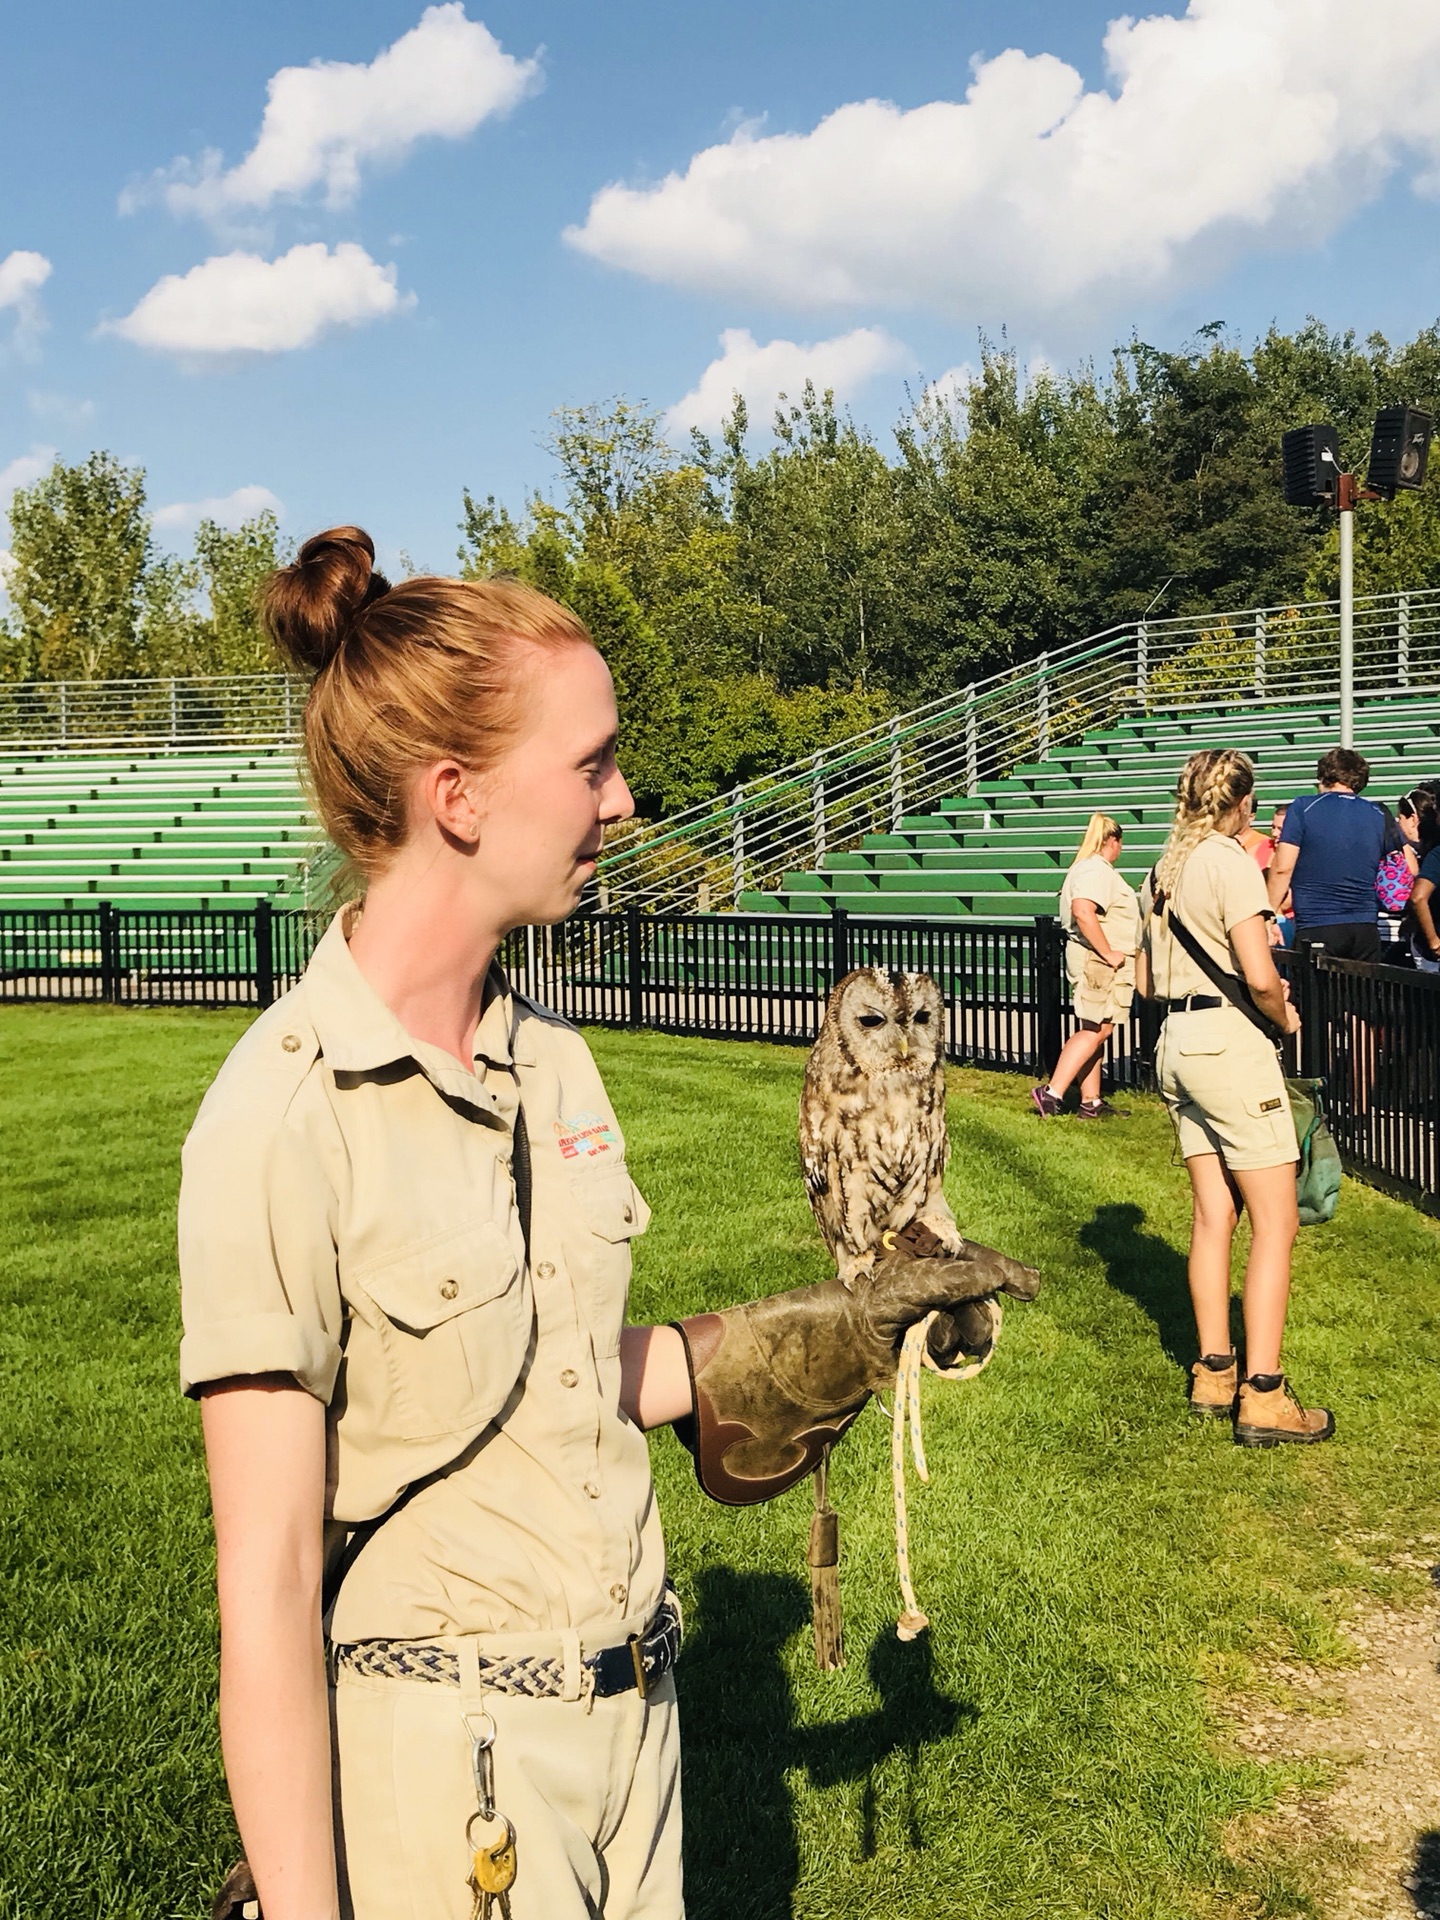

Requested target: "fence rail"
[{"left": 3, "top": 903, "right": 1435, "bottom": 1218}]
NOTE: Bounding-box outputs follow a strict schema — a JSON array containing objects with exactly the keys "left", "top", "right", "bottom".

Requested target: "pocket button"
[
  {"left": 560, "top": 1368, "right": 579, "bottom": 1388},
  {"left": 584, "top": 1480, "right": 601, "bottom": 1500},
  {"left": 439, "top": 1278, "right": 459, "bottom": 1301},
  {"left": 538, "top": 1261, "right": 556, "bottom": 1279}
]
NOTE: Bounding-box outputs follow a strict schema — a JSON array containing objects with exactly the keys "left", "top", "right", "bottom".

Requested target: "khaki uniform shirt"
[
  {"left": 1139, "top": 832, "right": 1271, "bottom": 1001},
  {"left": 1060, "top": 854, "right": 1141, "bottom": 956},
  {"left": 178, "top": 909, "right": 665, "bottom": 1647}
]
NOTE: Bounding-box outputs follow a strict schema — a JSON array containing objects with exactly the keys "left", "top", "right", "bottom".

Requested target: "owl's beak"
[{"left": 897, "top": 1033, "right": 910, "bottom": 1059}]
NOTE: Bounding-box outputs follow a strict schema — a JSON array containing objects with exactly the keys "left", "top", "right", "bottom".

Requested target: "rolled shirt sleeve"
[{"left": 178, "top": 1041, "right": 343, "bottom": 1402}]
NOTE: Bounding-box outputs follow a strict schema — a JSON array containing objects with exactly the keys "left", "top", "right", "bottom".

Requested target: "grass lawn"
[{"left": 3, "top": 1005, "right": 1439, "bottom": 1920}]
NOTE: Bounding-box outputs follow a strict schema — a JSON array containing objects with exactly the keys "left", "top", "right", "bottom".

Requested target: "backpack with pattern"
[{"left": 1375, "top": 848, "right": 1414, "bottom": 913}]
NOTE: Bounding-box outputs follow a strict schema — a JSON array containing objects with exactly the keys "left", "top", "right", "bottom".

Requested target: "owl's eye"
[
  {"left": 857, "top": 1013, "right": 886, "bottom": 1028},
  {"left": 913, "top": 1010, "right": 932, "bottom": 1025}
]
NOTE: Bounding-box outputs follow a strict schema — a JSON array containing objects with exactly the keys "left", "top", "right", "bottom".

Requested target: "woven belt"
[
  {"left": 332, "top": 1597, "right": 682, "bottom": 1702},
  {"left": 1161, "top": 994, "right": 1224, "bottom": 1013}
]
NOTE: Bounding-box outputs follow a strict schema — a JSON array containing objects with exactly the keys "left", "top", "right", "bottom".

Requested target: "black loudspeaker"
[
  {"left": 1366, "top": 405, "right": 1433, "bottom": 496},
  {"left": 1281, "top": 424, "right": 1340, "bottom": 505}
]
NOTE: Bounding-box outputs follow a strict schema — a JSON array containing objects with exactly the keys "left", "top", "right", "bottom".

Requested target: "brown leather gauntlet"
[{"left": 671, "top": 1228, "right": 1040, "bottom": 1505}]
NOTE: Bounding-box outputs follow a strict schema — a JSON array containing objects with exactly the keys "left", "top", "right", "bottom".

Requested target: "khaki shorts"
[
  {"left": 1067, "top": 945, "right": 1135, "bottom": 1025},
  {"left": 332, "top": 1660, "right": 683, "bottom": 1920},
  {"left": 1155, "top": 1007, "right": 1298, "bottom": 1170}
]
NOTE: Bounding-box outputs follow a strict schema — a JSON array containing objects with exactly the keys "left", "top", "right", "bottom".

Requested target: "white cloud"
[
  {"left": 28, "top": 390, "right": 95, "bottom": 428},
  {"left": 152, "top": 484, "right": 285, "bottom": 535},
  {"left": 567, "top": 0, "right": 1440, "bottom": 323},
  {"left": 666, "top": 326, "right": 913, "bottom": 436},
  {"left": 101, "top": 242, "right": 413, "bottom": 360},
  {"left": 136, "top": 5, "right": 539, "bottom": 222},
  {"left": 921, "top": 364, "right": 978, "bottom": 413},
  {"left": 0, "top": 251, "right": 53, "bottom": 350},
  {"left": 0, "top": 445, "right": 56, "bottom": 505}
]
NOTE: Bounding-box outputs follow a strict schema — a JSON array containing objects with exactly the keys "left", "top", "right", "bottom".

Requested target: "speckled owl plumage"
[{"left": 799, "top": 967, "right": 964, "bottom": 1289}]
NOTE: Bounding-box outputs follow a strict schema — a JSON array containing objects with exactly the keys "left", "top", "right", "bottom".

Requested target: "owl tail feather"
[{"left": 808, "top": 1451, "right": 845, "bottom": 1670}]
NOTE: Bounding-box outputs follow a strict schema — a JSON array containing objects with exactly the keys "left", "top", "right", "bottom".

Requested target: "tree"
[
  {"left": 191, "top": 511, "right": 291, "bottom": 674},
  {"left": 1, "top": 453, "right": 153, "bottom": 680}
]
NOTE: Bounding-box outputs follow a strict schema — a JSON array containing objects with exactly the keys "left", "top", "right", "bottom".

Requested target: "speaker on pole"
[
  {"left": 1281, "top": 424, "right": 1340, "bottom": 506},
  {"left": 1366, "top": 405, "right": 1433, "bottom": 498}
]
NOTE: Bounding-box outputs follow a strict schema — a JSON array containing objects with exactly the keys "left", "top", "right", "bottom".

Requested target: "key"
[{"left": 468, "top": 1811, "right": 516, "bottom": 1920}]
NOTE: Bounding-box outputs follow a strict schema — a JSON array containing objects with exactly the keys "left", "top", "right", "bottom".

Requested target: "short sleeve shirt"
[
  {"left": 1059, "top": 854, "right": 1141, "bottom": 956},
  {"left": 178, "top": 908, "right": 665, "bottom": 1646},
  {"left": 1420, "top": 846, "right": 1440, "bottom": 891},
  {"left": 1140, "top": 833, "right": 1271, "bottom": 1001},
  {"left": 1279, "top": 790, "right": 1389, "bottom": 925}
]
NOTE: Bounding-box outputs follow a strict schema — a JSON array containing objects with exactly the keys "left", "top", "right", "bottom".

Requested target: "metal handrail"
[{"left": 4, "top": 586, "right": 1440, "bottom": 912}]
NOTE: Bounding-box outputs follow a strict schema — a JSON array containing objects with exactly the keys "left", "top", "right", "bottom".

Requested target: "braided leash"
[{"left": 889, "top": 1299, "right": 1003, "bottom": 1642}]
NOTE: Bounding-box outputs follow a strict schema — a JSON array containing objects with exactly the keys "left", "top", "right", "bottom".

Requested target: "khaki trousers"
[{"left": 332, "top": 1664, "right": 683, "bottom": 1920}]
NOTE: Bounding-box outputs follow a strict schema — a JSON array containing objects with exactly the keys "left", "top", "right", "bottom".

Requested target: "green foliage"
[
  {"left": 1, "top": 452, "right": 154, "bottom": 680},
  {"left": 0, "top": 454, "right": 293, "bottom": 682},
  {"left": 4, "top": 1007, "right": 1439, "bottom": 1917}
]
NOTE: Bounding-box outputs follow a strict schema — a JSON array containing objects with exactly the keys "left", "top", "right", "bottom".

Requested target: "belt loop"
[
  {"left": 560, "top": 1628, "right": 582, "bottom": 1703},
  {"left": 458, "top": 1635, "right": 487, "bottom": 1724}
]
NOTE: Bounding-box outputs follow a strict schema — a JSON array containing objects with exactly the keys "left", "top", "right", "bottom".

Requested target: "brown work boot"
[
  {"left": 1234, "top": 1375, "right": 1335, "bottom": 1448},
  {"left": 1189, "top": 1353, "right": 1237, "bottom": 1419}
]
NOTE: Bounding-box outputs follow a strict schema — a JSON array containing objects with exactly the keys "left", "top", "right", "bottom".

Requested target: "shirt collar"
[{"left": 302, "top": 907, "right": 524, "bottom": 1118}]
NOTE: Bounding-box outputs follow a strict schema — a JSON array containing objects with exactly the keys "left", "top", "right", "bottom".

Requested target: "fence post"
[
  {"left": 98, "top": 901, "right": 120, "bottom": 1004},
  {"left": 1254, "top": 613, "right": 1266, "bottom": 699},
  {"left": 811, "top": 752, "right": 826, "bottom": 868},
  {"left": 1294, "top": 945, "right": 1323, "bottom": 1080},
  {"left": 254, "top": 898, "right": 275, "bottom": 1010},
  {"left": 59, "top": 680, "right": 69, "bottom": 745},
  {"left": 830, "top": 904, "right": 850, "bottom": 985},
  {"left": 730, "top": 787, "right": 745, "bottom": 904},
  {"left": 1033, "top": 915, "right": 1063, "bottom": 1074},
  {"left": 888, "top": 716, "right": 903, "bottom": 832},
  {"left": 169, "top": 677, "right": 179, "bottom": 743},
  {"left": 626, "top": 903, "right": 645, "bottom": 1028},
  {"left": 1136, "top": 624, "right": 1149, "bottom": 712},
  {"left": 1398, "top": 594, "right": 1411, "bottom": 688},
  {"left": 1036, "top": 652, "right": 1051, "bottom": 759},
  {"left": 284, "top": 677, "right": 295, "bottom": 736},
  {"left": 964, "top": 685, "right": 978, "bottom": 797}
]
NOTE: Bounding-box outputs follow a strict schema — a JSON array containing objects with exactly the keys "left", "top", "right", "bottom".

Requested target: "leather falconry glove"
[{"left": 672, "top": 1222, "right": 1040, "bottom": 1506}]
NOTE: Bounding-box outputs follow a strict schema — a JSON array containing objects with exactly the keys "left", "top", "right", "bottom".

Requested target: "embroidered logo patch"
[
  {"left": 554, "top": 1110, "right": 618, "bottom": 1159},
  {"left": 1260, "top": 1097, "right": 1283, "bottom": 1113}
]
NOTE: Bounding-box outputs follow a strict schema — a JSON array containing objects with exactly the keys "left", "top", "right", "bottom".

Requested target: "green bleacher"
[
  {"left": 739, "top": 694, "right": 1440, "bottom": 919},
  {"left": 0, "top": 747, "right": 317, "bottom": 911}
]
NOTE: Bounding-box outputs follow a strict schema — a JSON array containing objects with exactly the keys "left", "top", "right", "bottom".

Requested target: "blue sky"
[{"left": 5, "top": 0, "right": 1440, "bottom": 578}]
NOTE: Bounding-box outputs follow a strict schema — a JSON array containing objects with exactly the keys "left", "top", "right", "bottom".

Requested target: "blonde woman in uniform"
[
  {"left": 179, "top": 531, "right": 696, "bottom": 1920},
  {"left": 1032, "top": 813, "right": 1139, "bottom": 1120},
  {"left": 1138, "top": 749, "right": 1333, "bottom": 1448}
]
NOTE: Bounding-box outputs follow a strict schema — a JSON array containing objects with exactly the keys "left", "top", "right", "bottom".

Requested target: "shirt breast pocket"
[
  {"left": 353, "top": 1219, "right": 529, "bottom": 1442},
  {"left": 568, "top": 1166, "right": 650, "bottom": 1356}
]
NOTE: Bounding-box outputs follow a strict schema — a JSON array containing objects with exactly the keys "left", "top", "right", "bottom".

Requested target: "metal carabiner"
[{"left": 465, "top": 1709, "right": 498, "bottom": 1823}]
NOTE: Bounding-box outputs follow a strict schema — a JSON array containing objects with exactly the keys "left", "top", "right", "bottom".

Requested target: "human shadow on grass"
[
  {"left": 1410, "top": 1830, "right": 1440, "bottom": 1918},
  {"left": 1077, "top": 1200, "right": 1237, "bottom": 1370},
  {"left": 677, "top": 1566, "right": 973, "bottom": 1920}
]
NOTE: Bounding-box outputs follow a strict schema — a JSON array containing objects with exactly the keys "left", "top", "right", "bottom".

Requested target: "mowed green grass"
[{"left": 3, "top": 1006, "right": 1439, "bottom": 1920}]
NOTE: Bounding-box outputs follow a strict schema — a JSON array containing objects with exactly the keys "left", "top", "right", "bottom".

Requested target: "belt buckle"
[{"left": 628, "top": 1633, "right": 649, "bottom": 1700}]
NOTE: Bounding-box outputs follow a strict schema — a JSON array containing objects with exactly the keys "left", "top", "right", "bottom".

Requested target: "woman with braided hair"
[{"left": 1138, "top": 749, "right": 1333, "bottom": 1448}]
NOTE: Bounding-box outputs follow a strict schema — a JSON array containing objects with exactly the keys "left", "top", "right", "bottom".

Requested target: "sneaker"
[
  {"left": 1189, "top": 1355, "right": 1238, "bottom": 1419},
  {"left": 1030, "top": 1085, "right": 1062, "bottom": 1117},
  {"left": 1076, "top": 1098, "right": 1131, "bottom": 1119},
  {"left": 1233, "top": 1377, "right": 1335, "bottom": 1448}
]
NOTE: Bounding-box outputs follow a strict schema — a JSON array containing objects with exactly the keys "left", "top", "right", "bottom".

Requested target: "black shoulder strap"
[
  {"left": 1151, "top": 874, "right": 1285, "bottom": 1045},
  {"left": 324, "top": 1087, "right": 534, "bottom": 1621}
]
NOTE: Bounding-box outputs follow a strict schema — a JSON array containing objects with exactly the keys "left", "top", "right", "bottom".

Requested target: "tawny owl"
[{"left": 799, "top": 967, "right": 963, "bottom": 1290}]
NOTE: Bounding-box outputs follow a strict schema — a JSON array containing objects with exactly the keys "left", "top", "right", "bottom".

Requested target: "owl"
[{"left": 799, "top": 967, "right": 963, "bottom": 1290}]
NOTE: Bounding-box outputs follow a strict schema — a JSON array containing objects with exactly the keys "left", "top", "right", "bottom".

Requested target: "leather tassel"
[{"left": 808, "top": 1451, "right": 845, "bottom": 1670}]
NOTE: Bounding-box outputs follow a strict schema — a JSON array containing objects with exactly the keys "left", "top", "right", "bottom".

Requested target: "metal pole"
[
  {"left": 1036, "top": 652, "right": 1050, "bottom": 759},
  {"left": 811, "top": 752, "right": 826, "bottom": 868},
  {"left": 888, "top": 716, "right": 903, "bottom": 832},
  {"left": 1398, "top": 593, "right": 1410, "bottom": 689},
  {"left": 730, "top": 786, "right": 744, "bottom": 905},
  {"left": 1338, "top": 478, "right": 1355, "bottom": 748},
  {"left": 1136, "top": 625, "right": 1149, "bottom": 712}
]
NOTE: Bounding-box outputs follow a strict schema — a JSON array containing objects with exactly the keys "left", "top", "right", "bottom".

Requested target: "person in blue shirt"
[{"left": 1266, "top": 748, "right": 1394, "bottom": 959}]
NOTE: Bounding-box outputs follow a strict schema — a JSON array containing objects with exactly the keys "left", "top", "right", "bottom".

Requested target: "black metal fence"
[{"left": 3, "top": 902, "right": 1435, "bottom": 1217}]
